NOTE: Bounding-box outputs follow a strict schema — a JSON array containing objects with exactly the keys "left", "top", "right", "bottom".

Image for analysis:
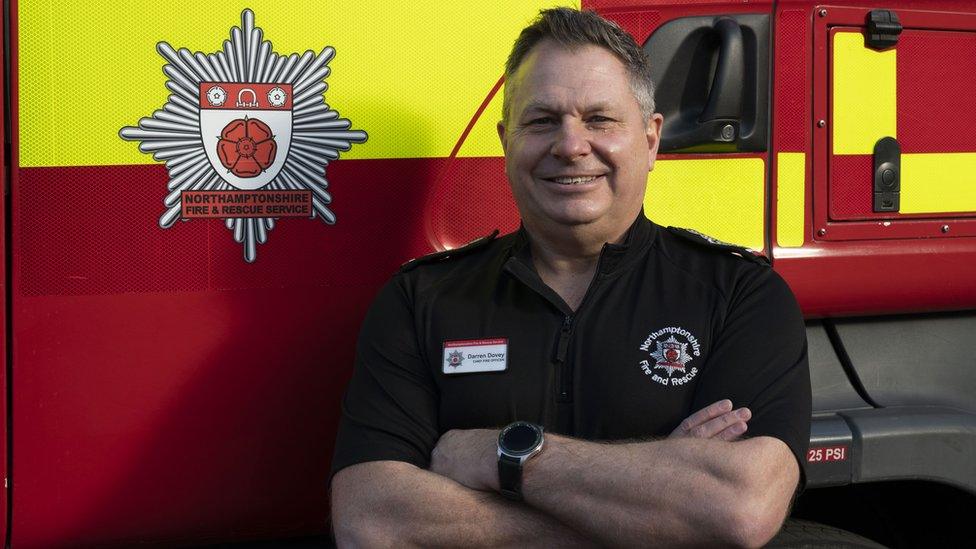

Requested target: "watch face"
[{"left": 500, "top": 422, "right": 543, "bottom": 455}]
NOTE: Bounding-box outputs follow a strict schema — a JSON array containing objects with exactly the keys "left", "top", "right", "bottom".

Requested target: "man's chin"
[{"left": 539, "top": 206, "right": 607, "bottom": 228}]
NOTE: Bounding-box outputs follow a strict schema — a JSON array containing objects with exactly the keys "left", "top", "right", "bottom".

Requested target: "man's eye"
[
  {"left": 526, "top": 117, "right": 555, "bottom": 126},
  {"left": 588, "top": 115, "right": 613, "bottom": 124}
]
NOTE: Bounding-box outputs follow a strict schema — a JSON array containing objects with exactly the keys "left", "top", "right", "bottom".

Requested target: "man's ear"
[
  {"left": 497, "top": 121, "right": 508, "bottom": 154},
  {"left": 646, "top": 113, "right": 665, "bottom": 171}
]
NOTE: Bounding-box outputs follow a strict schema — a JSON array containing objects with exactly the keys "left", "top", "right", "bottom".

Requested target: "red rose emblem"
[{"left": 216, "top": 118, "right": 277, "bottom": 178}]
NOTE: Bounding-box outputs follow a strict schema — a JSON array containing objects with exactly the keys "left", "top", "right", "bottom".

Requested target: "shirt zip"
[
  {"left": 503, "top": 246, "right": 609, "bottom": 406},
  {"left": 551, "top": 252, "right": 608, "bottom": 403},
  {"left": 555, "top": 315, "right": 574, "bottom": 402}
]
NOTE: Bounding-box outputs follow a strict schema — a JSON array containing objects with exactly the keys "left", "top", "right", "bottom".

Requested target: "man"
[{"left": 331, "top": 8, "right": 810, "bottom": 547}]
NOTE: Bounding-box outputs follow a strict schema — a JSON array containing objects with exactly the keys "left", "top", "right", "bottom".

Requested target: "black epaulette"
[
  {"left": 399, "top": 230, "right": 500, "bottom": 272},
  {"left": 667, "top": 226, "right": 770, "bottom": 266}
]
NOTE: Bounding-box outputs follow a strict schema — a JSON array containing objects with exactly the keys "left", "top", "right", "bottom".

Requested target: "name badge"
[{"left": 442, "top": 338, "right": 508, "bottom": 374}]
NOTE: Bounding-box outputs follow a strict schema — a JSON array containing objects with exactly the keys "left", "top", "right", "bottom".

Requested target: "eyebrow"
[
  {"left": 520, "top": 100, "right": 616, "bottom": 115},
  {"left": 520, "top": 101, "right": 557, "bottom": 115}
]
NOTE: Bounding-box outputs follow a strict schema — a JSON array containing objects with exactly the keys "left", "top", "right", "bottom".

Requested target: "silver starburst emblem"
[
  {"left": 649, "top": 336, "right": 693, "bottom": 376},
  {"left": 120, "top": 9, "right": 366, "bottom": 262}
]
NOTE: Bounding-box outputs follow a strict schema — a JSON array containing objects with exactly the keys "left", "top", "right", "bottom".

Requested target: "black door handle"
[
  {"left": 700, "top": 18, "right": 744, "bottom": 123},
  {"left": 646, "top": 13, "right": 768, "bottom": 152},
  {"left": 660, "top": 17, "right": 747, "bottom": 149}
]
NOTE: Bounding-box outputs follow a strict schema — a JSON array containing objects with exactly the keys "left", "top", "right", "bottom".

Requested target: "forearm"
[
  {"left": 331, "top": 460, "right": 597, "bottom": 548},
  {"left": 521, "top": 435, "right": 795, "bottom": 548}
]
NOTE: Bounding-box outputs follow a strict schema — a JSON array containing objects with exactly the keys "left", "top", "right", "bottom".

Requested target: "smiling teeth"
[{"left": 552, "top": 176, "right": 597, "bottom": 185}]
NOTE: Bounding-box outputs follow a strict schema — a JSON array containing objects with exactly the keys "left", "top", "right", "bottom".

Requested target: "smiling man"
[{"left": 331, "top": 8, "right": 810, "bottom": 547}]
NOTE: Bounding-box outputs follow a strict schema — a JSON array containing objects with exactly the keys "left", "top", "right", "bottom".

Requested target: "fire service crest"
[
  {"left": 638, "top": 326, "right": 702, "bottom": 387},
  {"left": 120, "top": 9, "right": 366, "bottom": 262},
  {"left": 447, "top": 350, "right": 465, "bottom": 368}
]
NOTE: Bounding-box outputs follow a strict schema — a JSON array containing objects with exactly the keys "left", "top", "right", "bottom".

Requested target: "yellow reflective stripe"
[
  {"left": 901, "top": 153, "right": 976, "bottom": 214},
  {"left": 776, "top": 152, "right": 805, "bottom": 247},
  {"left": 18, "top": 0, "right": 575, "bottom": 168},
  {"left": 832, "top": 31, "right": 896, "bottom": 155},
  {"left": 645, "top": 158, "right": 765, "bottom": 251}
]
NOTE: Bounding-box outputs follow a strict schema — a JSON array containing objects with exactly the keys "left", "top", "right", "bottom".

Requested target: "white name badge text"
[{"left": 443, "top": 338, "right": 508, "bottom": 374}]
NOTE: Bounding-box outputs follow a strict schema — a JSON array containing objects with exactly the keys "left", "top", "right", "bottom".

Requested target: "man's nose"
[{"left": 550, "top": 120, "right": 591, "bottom": 160}]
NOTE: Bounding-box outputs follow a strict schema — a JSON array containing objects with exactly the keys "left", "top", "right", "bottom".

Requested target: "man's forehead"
[
  {"left": 515, "top": 40, "right": 626, "bottom": 82},
  {"left": 508, "top": 41, "right": 632, "bottom": 112}
]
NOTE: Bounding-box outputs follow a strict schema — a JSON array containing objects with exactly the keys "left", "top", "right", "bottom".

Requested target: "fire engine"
[{"left": 7, "top": 0, "right": 975, "bottom": 546}]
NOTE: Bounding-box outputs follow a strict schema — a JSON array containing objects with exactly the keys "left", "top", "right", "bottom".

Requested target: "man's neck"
[
  {"left": 524, "top": 214, "right": 636, "bottom": 273},
  {"left": 522, "top": 212, "right": 639, "bottom": 311}
]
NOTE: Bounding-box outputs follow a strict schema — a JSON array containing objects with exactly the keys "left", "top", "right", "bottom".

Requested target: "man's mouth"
[{"left": 544, "top": 175, "right": 602, "bottom": 185}]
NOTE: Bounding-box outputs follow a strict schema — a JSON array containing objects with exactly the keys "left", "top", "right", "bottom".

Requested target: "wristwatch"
[{"left": 497, "top": 421, "right": 545, "bottom": 500}]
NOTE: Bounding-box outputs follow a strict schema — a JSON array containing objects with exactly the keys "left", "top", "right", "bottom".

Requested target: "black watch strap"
[{"left": 498, "top": 454, "right": 523, "bottom": 500}]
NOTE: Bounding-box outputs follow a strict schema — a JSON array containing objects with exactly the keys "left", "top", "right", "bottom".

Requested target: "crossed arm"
[{"left": 331, "top": 400, "right": 799, "bottom": 548}]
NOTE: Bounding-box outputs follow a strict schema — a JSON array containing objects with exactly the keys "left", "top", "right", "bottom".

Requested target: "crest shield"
[
  {"left": 198, "top": 82, "right": 293, "bottom": 190},
  {"left": 663, "top": 344, "right": 681, "bottom": 364}
]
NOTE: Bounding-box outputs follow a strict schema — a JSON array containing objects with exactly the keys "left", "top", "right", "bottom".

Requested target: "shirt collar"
[{"left": 509, "top": 210, "right": 657, "bottom": 276}]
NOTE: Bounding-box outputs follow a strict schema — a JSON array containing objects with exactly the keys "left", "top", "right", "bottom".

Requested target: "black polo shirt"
[{"left": 331, "top": 214, "right": 811, "bottom": 478}]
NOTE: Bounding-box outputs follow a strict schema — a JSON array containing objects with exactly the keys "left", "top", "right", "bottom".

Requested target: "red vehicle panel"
[{"left": 6, "top": 0, "right": 976, "bottom": 546}]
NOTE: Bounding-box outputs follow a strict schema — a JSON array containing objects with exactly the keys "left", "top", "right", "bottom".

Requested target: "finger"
[
  {"left": 715, "top": 421, "right": 748, "bottom": 441},
  {"left": 675, "top": 399, "right": 733, "bottom": 435},
  {"left": 671, "top": 399, "right": 732, "bottom": 438},
  {"left": 687, "top": 407, "right": 751, "bottom": 439}
]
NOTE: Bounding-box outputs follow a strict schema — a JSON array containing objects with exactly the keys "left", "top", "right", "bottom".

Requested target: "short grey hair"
[{"left": 503, "top": 7, "right": 656, "bottom": 122}]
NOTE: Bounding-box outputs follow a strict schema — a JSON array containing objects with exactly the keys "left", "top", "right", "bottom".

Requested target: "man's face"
[{"left": 499, "top": 40, "right": 663, "bottom": 232}]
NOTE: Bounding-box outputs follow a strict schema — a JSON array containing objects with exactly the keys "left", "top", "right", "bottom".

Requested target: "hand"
[
  {"left": 669, "top": 399, "right": 751, "bottom": 441},
  {"left": 430, "top": 428, "right": 500, "bottom": 492}
]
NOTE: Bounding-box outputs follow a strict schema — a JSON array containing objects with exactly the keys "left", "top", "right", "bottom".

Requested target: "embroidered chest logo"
[{"left": 638, "top": 327, "right": 702, "bottom": 387}]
